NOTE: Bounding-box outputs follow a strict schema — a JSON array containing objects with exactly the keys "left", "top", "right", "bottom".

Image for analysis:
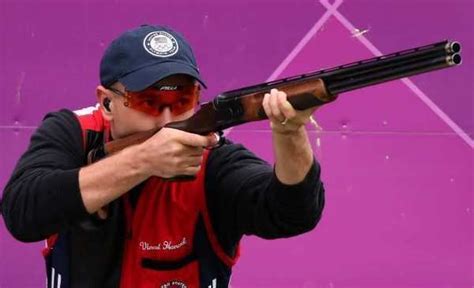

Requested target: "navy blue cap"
[{"left": 100, "top": 25, "right": 206, "bottom": 91}]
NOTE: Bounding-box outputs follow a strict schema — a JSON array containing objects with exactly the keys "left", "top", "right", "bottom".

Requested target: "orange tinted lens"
[{"left": 126, "top": 85, "right": 200, "bottom": 117}]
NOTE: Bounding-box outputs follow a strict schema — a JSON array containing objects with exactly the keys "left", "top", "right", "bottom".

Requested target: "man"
[{"left": 1, "top": 24, "right": 325, "bottom": 287}]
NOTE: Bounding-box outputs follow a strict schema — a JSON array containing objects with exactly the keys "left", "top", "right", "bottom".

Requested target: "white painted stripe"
[
  {"left": 401, "top": 78, "right": 473, "bottom": 147},
  {"left": 268, "top": 0, "right": 344, "bottom": 82},
  {"left": 224, "top": 1, "right": 339, "bottom": 137},
  {"left": 0, "top": 125, "right": 37, "bottom": 129},
  {"left": 319, "top": 0, "right": 473, "bottom": 148}
]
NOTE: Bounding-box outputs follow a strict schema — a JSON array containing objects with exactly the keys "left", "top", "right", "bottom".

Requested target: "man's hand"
[
  {"left": 137, "top": 128, "right": 218, "bottom": 178},
  {"left": 262, "top": 88, "right": 318, "bottom": 135},
  {"left": 262, "top": 88, "right": 316, "bottom": 184}
]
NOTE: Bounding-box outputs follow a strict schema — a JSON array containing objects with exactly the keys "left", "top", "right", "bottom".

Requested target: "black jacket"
[{"left": 1, "top": 109, "right": 325, "bottom": 287}]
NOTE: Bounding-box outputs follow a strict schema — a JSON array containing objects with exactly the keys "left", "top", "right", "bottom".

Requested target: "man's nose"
[{"left": 158, "top": 106, "right": 173, "bottom": 125}]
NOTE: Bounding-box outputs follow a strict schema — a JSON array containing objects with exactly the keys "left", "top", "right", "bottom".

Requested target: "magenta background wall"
[{"left": 0, "top": 0, "right": 472, "bottom": 287}]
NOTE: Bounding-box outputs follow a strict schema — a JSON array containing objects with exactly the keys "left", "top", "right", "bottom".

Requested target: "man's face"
[{"left": 103, "top": 74, "right": 199, "bottom": 139}]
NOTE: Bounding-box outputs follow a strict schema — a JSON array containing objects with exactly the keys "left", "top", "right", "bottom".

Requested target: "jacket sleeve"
[
  {"left": 205, "top": 141, "right": 325, "bottom": 252},
  {"left": 1, "top": 109, "right": 89, "bottom": 242}
]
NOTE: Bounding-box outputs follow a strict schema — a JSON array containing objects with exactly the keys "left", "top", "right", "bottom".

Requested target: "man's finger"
[
  {"left": 269, "top": 90, "right": 284, "bottom": 121},
  {"left": 166, "top": 128, "right": 216, "bottom": 147}
]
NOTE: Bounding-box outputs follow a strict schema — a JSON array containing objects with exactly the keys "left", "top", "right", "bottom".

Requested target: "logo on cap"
[{"left": 143, "top": 31, "right": 179, "bottom": 57}]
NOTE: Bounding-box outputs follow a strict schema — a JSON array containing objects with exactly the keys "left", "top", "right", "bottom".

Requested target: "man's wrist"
[
  {"left": 271, "top": 124, "right": 306, "bottom": 137},
  {"left": 122, "top": 143, "right": 153, "bottom": 179}
]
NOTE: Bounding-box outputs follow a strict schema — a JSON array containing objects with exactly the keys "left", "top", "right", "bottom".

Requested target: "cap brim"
[{"left": 119, "top": 61, "right": 207, "bottom": 92}]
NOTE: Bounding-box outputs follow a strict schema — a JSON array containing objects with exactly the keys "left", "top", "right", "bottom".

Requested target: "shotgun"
[{"left": 88, "top": 40, "right": 462, "bottom": 163}]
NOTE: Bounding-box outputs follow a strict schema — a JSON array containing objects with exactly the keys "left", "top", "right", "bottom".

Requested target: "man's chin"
[{"left": 114, "top": 126, "right": 160, "bottom": 140}]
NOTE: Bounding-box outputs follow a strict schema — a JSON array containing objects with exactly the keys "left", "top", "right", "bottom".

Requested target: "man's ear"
[{"left": 96, "top": 85, "right": 113, "bottom": 121}]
